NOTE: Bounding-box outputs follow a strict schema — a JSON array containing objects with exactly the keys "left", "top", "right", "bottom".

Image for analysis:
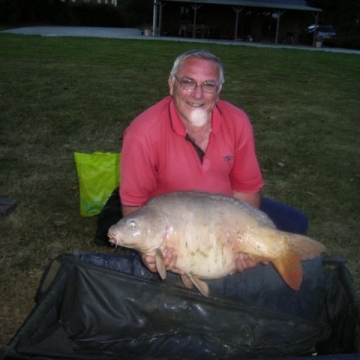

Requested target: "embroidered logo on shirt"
[{"left": 223, "top": 155, "right": 234, "bottom": 161}]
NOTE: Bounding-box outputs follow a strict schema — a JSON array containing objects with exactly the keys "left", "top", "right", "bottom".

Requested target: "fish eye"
[{"left": 126, "top": 219, "right": 137, "bottom": 229}]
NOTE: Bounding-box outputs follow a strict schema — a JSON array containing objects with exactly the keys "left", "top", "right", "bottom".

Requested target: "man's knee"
[{"left": 260, "top": 197, "right": 309, "bottom": 235}]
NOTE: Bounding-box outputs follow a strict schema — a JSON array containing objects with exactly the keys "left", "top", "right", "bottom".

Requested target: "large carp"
[{"left": 108, "top": 191, "right": 325, "bottom": 297}]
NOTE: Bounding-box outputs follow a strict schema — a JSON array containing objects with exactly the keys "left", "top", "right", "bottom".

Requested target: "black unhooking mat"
[{"left": 1, "top": 253, "right": 360, "bottom": 360}]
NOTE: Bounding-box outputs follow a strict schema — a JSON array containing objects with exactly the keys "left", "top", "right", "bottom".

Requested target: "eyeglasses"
[{"left": 174, "top": 76, "right": 220, "bottom": 94}]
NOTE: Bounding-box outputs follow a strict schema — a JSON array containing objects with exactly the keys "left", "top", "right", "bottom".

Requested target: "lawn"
[{"left": 0, "top": 33, "right": 359, "bottom": 347}]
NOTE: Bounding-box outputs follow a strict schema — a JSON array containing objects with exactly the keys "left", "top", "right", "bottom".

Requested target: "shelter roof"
[{"left": 161, "top": 0, "right": 321, "bottom": 12}]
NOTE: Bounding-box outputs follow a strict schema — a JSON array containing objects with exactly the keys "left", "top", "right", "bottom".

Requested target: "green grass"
[{"left": 0, "top": 34, "right": 360, "bottom": 346}]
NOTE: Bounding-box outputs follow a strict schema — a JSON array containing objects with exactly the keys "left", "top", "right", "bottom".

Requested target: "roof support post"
[
  {"left": 274, "top": 9, "right": 285, "bottom": 44},
  {"left": 153, "top": 1, "right": 166, "bottom": 37},
  {"left": 232, "top": 6, "right": 243, "bottom": 41},
  {"left": 311, "top": 11, "right": 319, "bottom": 46},
  {"left": 158, "top": 2, "right": 166, "bottom": 36},
  {"left": 152, "top": 0, "right": 158, "bottom": 36},
  {"left": 191, "top": 3, "right": 202, "bottom": 38}
]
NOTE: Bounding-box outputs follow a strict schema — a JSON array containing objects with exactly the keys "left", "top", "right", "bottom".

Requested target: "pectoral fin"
[
  {"left": 181, "top": 273, "right": 209, "bottom": 297},
  {"left": 155, "top": 249, "right": 167, "bottom": 280}
]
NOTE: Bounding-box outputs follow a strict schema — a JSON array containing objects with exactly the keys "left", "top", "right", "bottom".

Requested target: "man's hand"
[
  {"left": 235, "top": 253, "right": 268, "bottom": 272},
  {"left": 141, "top": 248, "right": 185, "bottom": 275}
]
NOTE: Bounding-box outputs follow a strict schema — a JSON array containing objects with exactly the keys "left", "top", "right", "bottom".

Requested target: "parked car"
[{"left": 298, "top": 25, "right": 338, "bottom": 47}]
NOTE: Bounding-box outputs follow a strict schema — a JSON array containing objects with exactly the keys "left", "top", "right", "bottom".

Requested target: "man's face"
[{"left": 168, "top": 57, "right": 221, "bottom": 126}]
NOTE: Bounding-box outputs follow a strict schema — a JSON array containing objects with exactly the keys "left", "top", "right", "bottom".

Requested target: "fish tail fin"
[
  {"left": 286, "top": 232, "right": 326, "bottom": 260},
  {"left": 272, "top": 251, "right": 303, "bottom": 291},
  {"left": 271, "top": 232, "right": 325, "bottom": 291}
]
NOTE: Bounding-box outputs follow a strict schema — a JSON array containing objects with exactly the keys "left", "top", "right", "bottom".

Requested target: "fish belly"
[{"left": 171, "top": 232, "right": 236, "bottom": 279}]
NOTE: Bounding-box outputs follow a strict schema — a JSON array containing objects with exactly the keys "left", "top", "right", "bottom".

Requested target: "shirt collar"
[{"left": 169, "top": 96, "right": 222, "bottom": 136}]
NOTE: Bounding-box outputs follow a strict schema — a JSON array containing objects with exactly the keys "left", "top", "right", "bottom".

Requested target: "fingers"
[
  {"left": 161, "top": 248, "right": 185, "bottom": 274},
  {"left": 141, "top": 248, "right": 184, "bottom": 275},
  {"left": 235, "top": 253, "right": 265, "bottom": 272},
  {"left": 141, "top": 253, "right": 157, "bottom": 272}
]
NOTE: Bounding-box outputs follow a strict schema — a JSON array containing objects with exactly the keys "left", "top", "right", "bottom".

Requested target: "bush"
[
  {"left": 0, "top": 0, "right": 134, "bottom": 33},
  {"left": 57, "top": 1, "right": 152, "bottom": 29},
  {"left": 65, "top": 3, "right": 124, "bottom": 27},
  {"left": 337, "top": 31, "right": 360, "bottom": 50},
  {"left": 0, "top": 0, "right": 40, "bottom": 25},
  {"left": 117, "top": 0, "right": 152, "bottom": 28}
]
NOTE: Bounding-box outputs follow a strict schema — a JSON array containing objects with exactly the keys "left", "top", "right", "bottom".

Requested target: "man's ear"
[{"left": 168, "top": 76, "right": 174, "bottom": 95}]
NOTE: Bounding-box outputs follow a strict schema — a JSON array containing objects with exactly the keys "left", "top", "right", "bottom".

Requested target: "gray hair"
[{"left": 170, "top": 49, "right": 225, "bottom": 86}]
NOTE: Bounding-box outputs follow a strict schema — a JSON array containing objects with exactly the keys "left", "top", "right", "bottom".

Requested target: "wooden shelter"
[{"left": 151, "top": 0, "right": 321, "bottom": 44}]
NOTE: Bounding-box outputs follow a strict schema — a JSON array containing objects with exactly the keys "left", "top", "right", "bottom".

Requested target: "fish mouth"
[{"left": 107, "top": 231, "right": 123, "bottom": 246}]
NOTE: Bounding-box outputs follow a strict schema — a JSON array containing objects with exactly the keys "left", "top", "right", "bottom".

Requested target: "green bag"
[{"left": 74, "top": 152, "right": 121, "bottom": 217}]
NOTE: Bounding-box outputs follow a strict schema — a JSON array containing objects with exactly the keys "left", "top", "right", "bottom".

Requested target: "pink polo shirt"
[{"left": 120, "top": 96, "right": 263, "bottom": 207}]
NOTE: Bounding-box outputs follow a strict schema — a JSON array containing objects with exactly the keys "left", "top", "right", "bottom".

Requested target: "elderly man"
[
  {"left": 117, "top": 49, "right": 308, "bottom": 274},
  {"left": 94, "top": 49, "right": 326, "bottom": 324}
]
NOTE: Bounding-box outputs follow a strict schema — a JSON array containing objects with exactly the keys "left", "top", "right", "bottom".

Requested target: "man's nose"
[{"left": 191, "top": 83, "right": 204, "bottom": 97}]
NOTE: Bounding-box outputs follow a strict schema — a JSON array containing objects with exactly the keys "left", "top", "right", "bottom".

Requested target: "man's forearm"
[
  {"left": 232, "top": 190, "right": 261, "bottom": 209},
  {"left": 121, "top": 205, "right": 140, "bottom": 217}
]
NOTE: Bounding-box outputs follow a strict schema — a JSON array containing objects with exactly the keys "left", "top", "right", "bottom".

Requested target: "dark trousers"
[
  {"left": 95, "top": 188, "right": 309, "bottom": 246},
  {"left": 260, "top": 197, "right": 309, "bottom": 235}
]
